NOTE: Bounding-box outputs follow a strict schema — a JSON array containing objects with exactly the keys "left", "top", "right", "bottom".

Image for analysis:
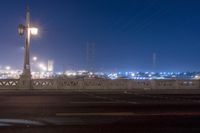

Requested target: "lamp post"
[{"left": 18, "top": 6, "right": 38, "bottom": 80}]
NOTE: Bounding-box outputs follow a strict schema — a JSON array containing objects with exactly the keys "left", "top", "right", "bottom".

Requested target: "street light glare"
[{"left": 30, "top": 27, "right": 38, "bottom": 35}]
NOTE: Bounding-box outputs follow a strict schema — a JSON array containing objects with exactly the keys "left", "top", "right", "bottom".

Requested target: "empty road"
[{"left": 0, "top": 90, "right": 200, "bottom": 132}]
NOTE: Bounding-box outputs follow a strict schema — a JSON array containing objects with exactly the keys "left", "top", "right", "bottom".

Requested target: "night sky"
[{"left": 0, "top": 0, "right": 200, "bottom": 72}]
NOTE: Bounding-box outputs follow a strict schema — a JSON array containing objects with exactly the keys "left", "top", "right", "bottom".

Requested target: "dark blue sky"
[{"left": 0, "top": 0, "right": 200, "bottom": 72}]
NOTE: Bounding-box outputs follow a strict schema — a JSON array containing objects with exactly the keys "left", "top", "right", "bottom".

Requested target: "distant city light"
[
  {"left": 33, "top": 56, "right": 37, "bottom": 61},
  {"left": 42, "top": 67, "right": 47, "bottom": 71},
  {"left": 5, "top": 66, "right": 11, "bottom": 70},
  {"left": 0, "top": 63, "right": 198, "bottom": 80},
  {"left": 38, "top": 63, "right": 47, "bottom": 71}
]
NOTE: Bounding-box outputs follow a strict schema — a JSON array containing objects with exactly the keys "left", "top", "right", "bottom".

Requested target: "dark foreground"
[{"left": 0, "top": 90, "right": 200, "bottom": 133}]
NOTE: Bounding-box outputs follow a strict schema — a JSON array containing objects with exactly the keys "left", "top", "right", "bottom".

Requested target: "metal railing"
[{"left": 0, "top": 78, "right": 199, "bottom": 90}]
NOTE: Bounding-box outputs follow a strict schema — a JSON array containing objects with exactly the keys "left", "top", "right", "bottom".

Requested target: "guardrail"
[{"left": 0, "top": 78, "right": 199, "bottom": 90}]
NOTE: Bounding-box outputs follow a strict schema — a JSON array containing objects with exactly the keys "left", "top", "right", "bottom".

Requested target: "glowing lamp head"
[{"left": 30, "top": 27, "right": 38, "bottom": 35}]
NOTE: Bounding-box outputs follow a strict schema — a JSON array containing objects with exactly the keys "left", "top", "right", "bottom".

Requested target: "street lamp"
[
  {"left": 18, "top": 26, "right": 38, "bottom": 37},
  {"left": 18, "top": 6, "right": 38, "bottom": 79}
]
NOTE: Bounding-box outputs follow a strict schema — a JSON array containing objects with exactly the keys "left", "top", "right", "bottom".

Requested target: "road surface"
[{"left": 0, "top": 90, "right": 200, "bottom": 133}]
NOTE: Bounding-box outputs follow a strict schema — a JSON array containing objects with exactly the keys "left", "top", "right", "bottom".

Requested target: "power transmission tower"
[
  {"left": 86, "top": 42, "right": 95, "bottom": 72},
  {"left": 152, "top": 53, "right": 157, "bottom": 71}
]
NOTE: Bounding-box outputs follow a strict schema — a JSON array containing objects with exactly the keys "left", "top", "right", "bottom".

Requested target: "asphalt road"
[{"left": 0, "top": 90, "right": 200, "bottom": 133}]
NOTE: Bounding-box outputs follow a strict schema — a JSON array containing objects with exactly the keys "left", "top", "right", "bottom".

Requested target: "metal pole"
[{"left": 23, "top": 6, "right": 31, "bottom": 79}]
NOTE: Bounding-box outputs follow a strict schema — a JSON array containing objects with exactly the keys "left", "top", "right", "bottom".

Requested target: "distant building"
[{"left": 47, "top": 60, "right": 54, "bottom": 72}]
